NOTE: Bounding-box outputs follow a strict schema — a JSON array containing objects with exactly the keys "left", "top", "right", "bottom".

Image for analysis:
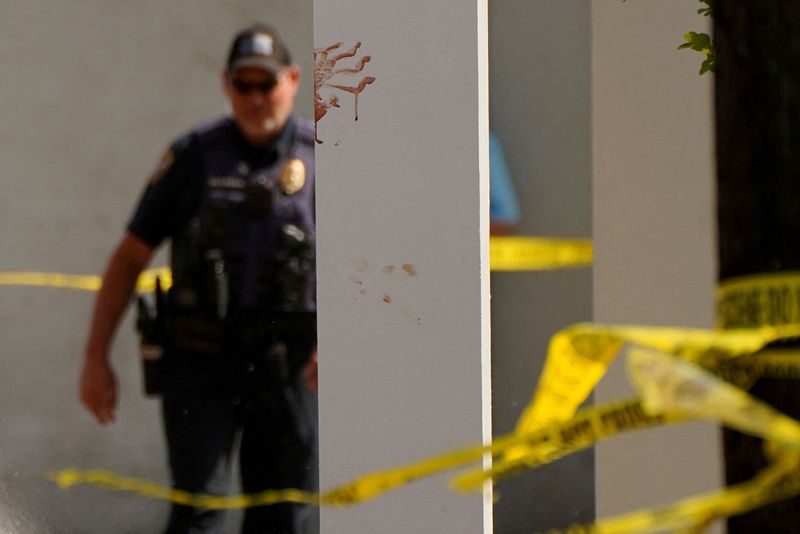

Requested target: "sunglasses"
[{"left": 230, "top": 74, "right": 282, "bottom": 95}]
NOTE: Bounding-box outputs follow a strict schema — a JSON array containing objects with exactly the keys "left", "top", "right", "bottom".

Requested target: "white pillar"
[
  {"left": 314, "top": 1, "right": 492, "bottom": 533},
  {"left": 592, "top": 0, "right": 720, "bottom": 530}
]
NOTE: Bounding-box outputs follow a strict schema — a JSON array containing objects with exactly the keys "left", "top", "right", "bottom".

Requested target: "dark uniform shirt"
[{"left": 128, "top": 116, "right": 316, "bottom": 318}]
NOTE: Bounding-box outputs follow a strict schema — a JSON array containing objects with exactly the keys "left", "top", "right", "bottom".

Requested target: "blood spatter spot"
[
  {"left": 402, "top": 264, "right": 417, "bottom": 276},
  {"left": 382, "top": 295, "right": 391, "bottom": 304}
]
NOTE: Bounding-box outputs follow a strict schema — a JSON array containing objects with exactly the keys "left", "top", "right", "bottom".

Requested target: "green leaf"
[
  {"left": 699, "top": 58, "right": 715, "bottom": 75},
  {"left": 679, "top": 25, "right": 715, "bottom": 76}
]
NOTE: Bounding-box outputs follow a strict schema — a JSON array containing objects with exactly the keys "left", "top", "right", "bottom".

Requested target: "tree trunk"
[{"left": 716, "top": 1, "right": 800, "bottom": 532}]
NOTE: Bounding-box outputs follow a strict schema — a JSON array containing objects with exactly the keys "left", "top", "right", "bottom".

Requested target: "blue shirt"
[{"left": 490, "top": 131, "right": 521, "bottom": 225}]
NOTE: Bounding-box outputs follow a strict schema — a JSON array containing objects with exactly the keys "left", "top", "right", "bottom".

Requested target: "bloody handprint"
[{"left": 314, "top": 41, "right": 376, "bottom": 143}]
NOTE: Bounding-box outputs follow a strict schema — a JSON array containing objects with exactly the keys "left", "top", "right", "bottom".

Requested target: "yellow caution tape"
[
  {"left": 543, "top": 451, "right": 800, "bottom": 534},
  {"left": 52, "top": 344, "right": 800, "bottom": 522},
  {"left": 626, "top": 346, "right": 800, "bottom": 448},
  {"left": 536, "top": 346, "right": 800, "bottom": 534},
  {"left": 0, "top": 267, "right": 172, "bottom": 293},
  {"left": 51, "top": 469, "right": 318, "bottom": 508},
  {"left": 536, "top": 345, "right": 800, "bottom": 534},
  {"left": 51, "top": 440, "right": 490, "bottom": 509},
  {"left": 514, "top": 323, "right": 800, "bottom": 435},
  {"left": 1, "top": 236, "right": 591, "bottom": 293},
  {"left": 134, "top": 267, "right": 172, "bottom": 292},
  {"left": 52, "top": 399, "right": 669, "bottom": 510},
  {"left": 489, "top": 236, "right": 592, "bottom": 271},
  {"left": 64, "top": 333, "right": 799, "bottom": 510},
  {"left": 455, "top": 337, "right": 800, "bottom": 494},
  {"left": 507, "top": 323, "right": 800, "bottom": 471},
  {"left": 49, "top": 323, "right": 800, "bottom": 512},
  {"left": 444, "top": 323, "right": 800, "bottom": 497},
  {"left": 449, "top": 398, "right": 681, "bottom": 493},
  {"left": 717, "top": 271, "right": 800, "bottom": 329},
  {"left": 728, "top": 349, "right": 800, "bottom": 381},
  {"left": 327, "top": 398, "right": 675, "bottom": 503},
  {"left": 0, "top": 272, "right": 102, "bottom": 291}
]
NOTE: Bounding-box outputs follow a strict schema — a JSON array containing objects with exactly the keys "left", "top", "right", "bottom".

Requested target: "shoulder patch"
[{"left": 147, "top": 148, "right": 175, "bottom": 185}]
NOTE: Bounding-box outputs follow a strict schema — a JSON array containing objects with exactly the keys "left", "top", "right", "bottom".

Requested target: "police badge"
[{"left": 279, "top": 159, "right": 306, "bottom": 195}]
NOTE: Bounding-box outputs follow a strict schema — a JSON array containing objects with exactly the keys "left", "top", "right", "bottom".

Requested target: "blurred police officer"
[{"left": 79, "top": 23, "right": 317, "bottom": 534}]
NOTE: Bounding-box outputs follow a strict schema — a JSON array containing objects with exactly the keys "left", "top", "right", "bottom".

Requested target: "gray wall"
[
  {"left": 591, "top": 0, "right": 720, "bottom": 531},
  {"left": 489, "top": 1, "right": 593, "bottom": 533},
  {"left": 0, "top": 2, "right": 311, "bottom": 532}
]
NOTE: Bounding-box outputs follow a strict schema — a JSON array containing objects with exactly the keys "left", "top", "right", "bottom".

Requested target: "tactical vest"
[{"left": 169, "top": 118, "right": 316, "bottom": 324}]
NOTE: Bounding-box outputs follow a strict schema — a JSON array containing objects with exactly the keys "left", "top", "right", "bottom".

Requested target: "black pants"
[{"left": 160, "top": 353, "right": 317, "bottom": 534}]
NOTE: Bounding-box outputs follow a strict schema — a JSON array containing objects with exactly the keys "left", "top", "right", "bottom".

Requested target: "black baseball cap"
[{"left": 226, "top": 24, "right": 292, "bottom": 74}]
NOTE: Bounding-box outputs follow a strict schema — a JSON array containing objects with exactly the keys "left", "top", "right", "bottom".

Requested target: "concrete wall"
[
  {"left": 0, "top": 2, "right": 312, "bottom": 532},
  {"left": 591, "top": 0, "right": 720, "bottom": 531},
  {"left": 489, "top": 1, "right": 593, "bottom": 533}
]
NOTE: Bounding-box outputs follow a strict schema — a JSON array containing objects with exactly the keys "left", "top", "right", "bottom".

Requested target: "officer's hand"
[
  {"left": 301, "top": 349, "right": 318, "bottom": 392},
  {"left": 79, "top": 358, "right": 118, "bottom": 425}
]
